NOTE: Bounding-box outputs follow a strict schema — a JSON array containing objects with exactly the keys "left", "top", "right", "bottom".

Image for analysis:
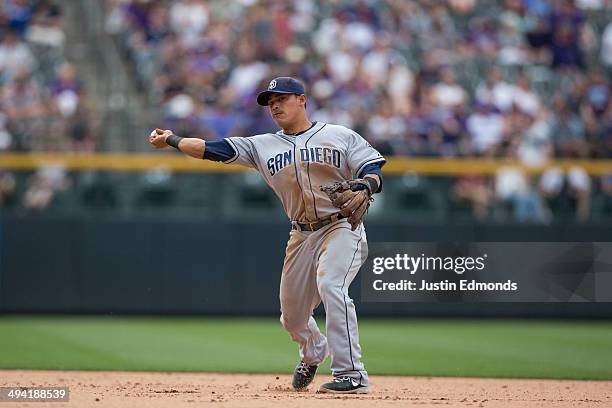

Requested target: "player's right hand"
[{"left": 148, "top": 128, "right": 173, "bottom": 149}]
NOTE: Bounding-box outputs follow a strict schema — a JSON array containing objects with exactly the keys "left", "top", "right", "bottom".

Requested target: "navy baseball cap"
[{"left": 257, "top": 77, "right": 306, "bottom": 106}]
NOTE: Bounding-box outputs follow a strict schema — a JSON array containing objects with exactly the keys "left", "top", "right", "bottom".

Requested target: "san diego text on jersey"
[{"left": 267, "top": 147, "right": 342, "bottom": 176}]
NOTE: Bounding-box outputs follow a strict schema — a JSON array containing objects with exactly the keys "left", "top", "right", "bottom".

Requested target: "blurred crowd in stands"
[
  {"left": 106, "top": 0, "right": 610, "bottom": 158},
  {"left": 0, "top": 0, "right": 96, "bottom": 153},
  {"left": 0, "top": 0, "right": 98, "bottom": 211},
  {"left": 102, "top": 0, "right": 611, "bottom": 223},
  {"left": 1, "top": 0, "right": 611, "bottom": 222}
]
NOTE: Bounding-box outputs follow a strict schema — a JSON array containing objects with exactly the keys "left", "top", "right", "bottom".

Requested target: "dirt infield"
[{"left": 1, "top": 370, "right": 610, "bottom": 408}]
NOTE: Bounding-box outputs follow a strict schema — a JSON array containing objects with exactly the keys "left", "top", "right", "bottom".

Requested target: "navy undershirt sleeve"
[
  {"left": 203, "top": 139, "right": 236, "bottom": 161},
  {"left": 358, "top": 162, "right": 384, "bottom": 193}
]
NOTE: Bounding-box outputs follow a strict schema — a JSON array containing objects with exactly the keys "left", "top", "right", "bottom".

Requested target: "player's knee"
[
  {"left": 280, "top": 313, "right": 304, "bottom": 333},
  {"left": 317, "top": 278, "right": 343, "bottom": 299}
]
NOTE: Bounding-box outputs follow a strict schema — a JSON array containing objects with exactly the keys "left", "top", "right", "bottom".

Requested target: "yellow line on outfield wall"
[
  {"left": 0, "top": 153, "right": 611, "bottom": 175},
  {"left": 0, "top": 153, "right": 243, "bottom": 173}
]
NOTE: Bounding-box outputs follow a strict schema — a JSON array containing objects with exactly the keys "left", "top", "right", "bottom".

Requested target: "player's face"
[{"left": 268, "top": 94, "right": 305, "bottom": 127}]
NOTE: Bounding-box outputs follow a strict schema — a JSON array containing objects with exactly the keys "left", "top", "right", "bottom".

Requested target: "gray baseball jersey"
[
  {"left": 224, "top": 121, "right": 385, "bottom": 222},
  {"left": 219, "top": 121, "right": 384, "bottom": 386}
]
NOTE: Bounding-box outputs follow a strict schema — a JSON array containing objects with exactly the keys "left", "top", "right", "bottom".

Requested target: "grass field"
[{"left": 0, "top": 316, "right": 611, "bottom": 380}]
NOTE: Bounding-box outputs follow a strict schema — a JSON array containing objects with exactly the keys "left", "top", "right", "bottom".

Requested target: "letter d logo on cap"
[{"left": 269, "top": 80, "right": 277, "bottom": 89}]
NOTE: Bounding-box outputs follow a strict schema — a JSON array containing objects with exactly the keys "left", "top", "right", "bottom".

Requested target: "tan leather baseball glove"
[{"left": 320, "top": 179, "right": 375, "bottom": 230}]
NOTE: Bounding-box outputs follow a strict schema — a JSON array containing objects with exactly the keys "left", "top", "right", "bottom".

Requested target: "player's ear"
[{"left": 298, "top": 94, "right": 307, "bottom": 108}]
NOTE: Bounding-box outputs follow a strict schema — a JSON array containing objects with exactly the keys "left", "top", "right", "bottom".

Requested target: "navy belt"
[{"left": 292, "top": 214, "right": 346, "bottom": 232}]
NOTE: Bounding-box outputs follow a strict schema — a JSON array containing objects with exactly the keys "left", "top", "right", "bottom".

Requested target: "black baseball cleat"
[
  {"left": 292, "top": 361, "right": 318, "bottom": 390},
  {"left": 318, "top": 376, "right": 370, "bottom": 394}
]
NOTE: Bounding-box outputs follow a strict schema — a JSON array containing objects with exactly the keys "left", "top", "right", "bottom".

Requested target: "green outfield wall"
[{"left": 1, "top": 215, "right": 611, "bottom": 317}]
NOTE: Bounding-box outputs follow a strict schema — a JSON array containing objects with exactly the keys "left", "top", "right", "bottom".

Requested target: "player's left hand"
[
  {"left": 321, "top": 179, "right": 374, "bottom": 230},
  {"left": 148, "top": 128, "right": 173, "bottom": 149}
]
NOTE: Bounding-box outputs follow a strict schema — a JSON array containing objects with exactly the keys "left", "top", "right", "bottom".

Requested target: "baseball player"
[{"left": 149, "top": 77, "right": 385, "bottom": 394}]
